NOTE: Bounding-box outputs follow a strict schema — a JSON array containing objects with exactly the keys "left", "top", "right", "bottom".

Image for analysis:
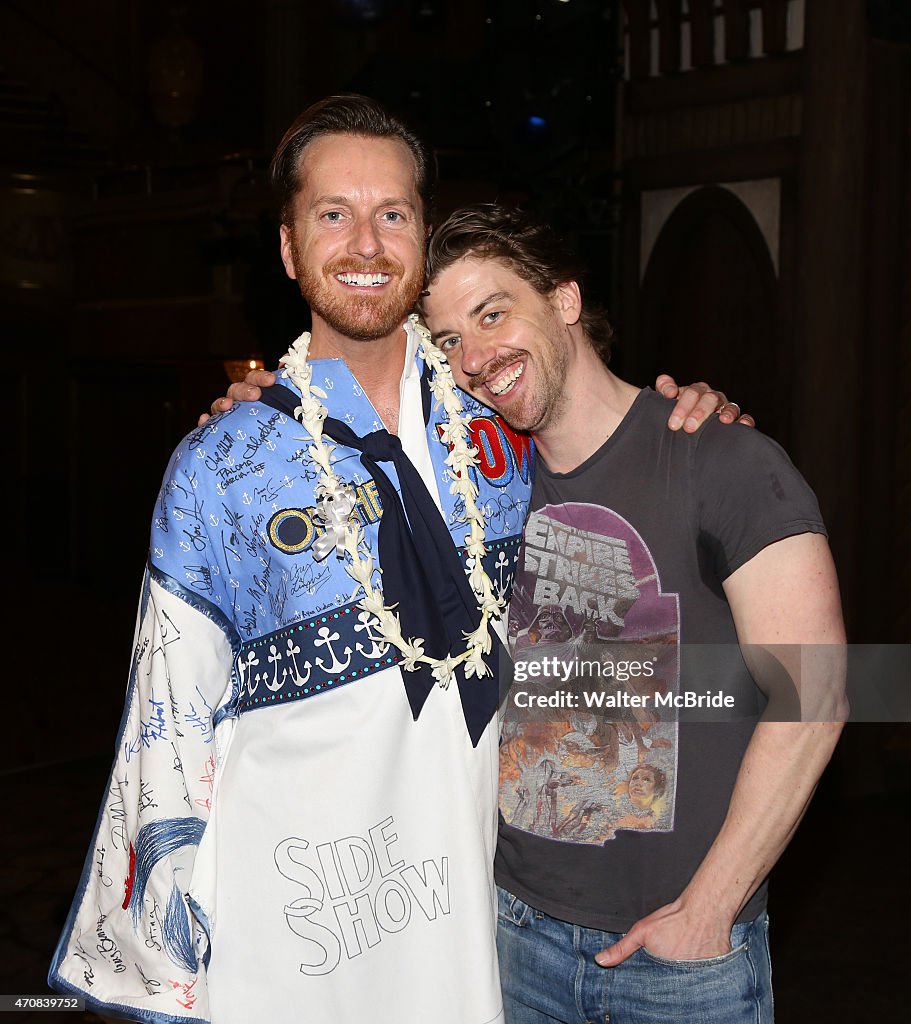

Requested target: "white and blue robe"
[{"left": 50, "top": 322, "right": 533, "bottom": 1023}]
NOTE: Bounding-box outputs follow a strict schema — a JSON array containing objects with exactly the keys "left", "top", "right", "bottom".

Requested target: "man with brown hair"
[{"left": 420, "top": 203, "right": 846, "bottom": 1024}]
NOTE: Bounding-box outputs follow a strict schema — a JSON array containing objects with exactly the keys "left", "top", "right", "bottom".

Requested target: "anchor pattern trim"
[
  {"left": 234, "top": 601, "right": 402, "bottom": 714},
  {"left": 233, "top": 536, "right": 522, "bottom": 715}
]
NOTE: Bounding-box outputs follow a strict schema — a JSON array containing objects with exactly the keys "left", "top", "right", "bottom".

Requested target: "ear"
[
  {"left": 279, "top": 224, "right": 297, "bottom": 281},
  {"left": 554, "top": 280, "right": 582, "bottom": 326}
]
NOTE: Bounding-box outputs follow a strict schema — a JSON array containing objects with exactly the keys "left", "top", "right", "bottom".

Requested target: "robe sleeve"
[{"left": 49, "top": 566, "right": 238, "bottom": 1024}]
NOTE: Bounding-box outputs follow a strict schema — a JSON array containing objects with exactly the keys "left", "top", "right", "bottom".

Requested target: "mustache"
[
  {"left": 467, "top": 353, "right": 526, "bottom": 390},
  {"left": 324, "top": 256, "right": 403, "bottom": 276}
]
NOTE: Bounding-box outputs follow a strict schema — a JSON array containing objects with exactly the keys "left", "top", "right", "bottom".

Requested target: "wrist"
[{"left": 677, "top": 879, "right": 741, "bottom": 928}]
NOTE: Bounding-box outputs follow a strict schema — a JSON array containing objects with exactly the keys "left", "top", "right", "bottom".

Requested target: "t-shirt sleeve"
[{"left": 690, "top": 421, "right": 827, "bottom": 582}]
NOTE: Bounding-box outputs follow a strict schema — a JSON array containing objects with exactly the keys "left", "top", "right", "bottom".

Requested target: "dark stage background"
[{"left": 2, "top": 1, "right": 908, "bottom": 1021}]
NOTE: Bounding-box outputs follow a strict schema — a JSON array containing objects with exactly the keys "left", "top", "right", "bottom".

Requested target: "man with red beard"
[{"left": 51, "top": 97, "right": 739, "bottom": 1024}]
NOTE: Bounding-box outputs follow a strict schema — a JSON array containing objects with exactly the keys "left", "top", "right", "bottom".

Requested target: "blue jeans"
[{"left": 496, "top": 887, "right": 773, "bottom": 1024}]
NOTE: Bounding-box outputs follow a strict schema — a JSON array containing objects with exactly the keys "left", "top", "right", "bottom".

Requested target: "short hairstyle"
[
  {"left": 424, "top": 204, "right": 614, "bottom": 362},
  {"left": 270, "top": 94, "right": 436, "bottom": 225}
]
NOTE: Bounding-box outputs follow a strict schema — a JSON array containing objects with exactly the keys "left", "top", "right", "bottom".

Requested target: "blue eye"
[
  {"left": 382, "top": 211, "right": 403, "bottom": 222},
  {"left": 483, "top": 311, "right": 502, "bottom": 324},
  {"left": 323, "top": 211, "right": 343, "bottom": 222},
  {"left": 438, "top": 336, "right": 460, "bottom": 352}
]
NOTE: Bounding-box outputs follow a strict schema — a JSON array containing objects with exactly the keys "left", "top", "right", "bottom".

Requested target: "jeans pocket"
[
  {"left": 639, "top": 940, "right": 749, "bottom": 969},
  {"left": 496, "top": 887, "right": 532, "bottom": 927}
]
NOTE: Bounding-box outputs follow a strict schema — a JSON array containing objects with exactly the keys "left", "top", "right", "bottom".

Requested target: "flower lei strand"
[{"left": 281, "top": 315, "right": 506, "bottom": 690}]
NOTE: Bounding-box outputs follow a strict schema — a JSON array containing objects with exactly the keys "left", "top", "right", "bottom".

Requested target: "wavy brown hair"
[{"left": 423, "top": 204, "right": 613, "bottom": 363}]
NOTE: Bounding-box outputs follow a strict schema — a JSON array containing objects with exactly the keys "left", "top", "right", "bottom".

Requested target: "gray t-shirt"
[{"left": 495, "top": 388, "right": 827, "bottom": 932}]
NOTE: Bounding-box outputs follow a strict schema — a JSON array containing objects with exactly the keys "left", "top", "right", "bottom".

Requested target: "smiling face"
[
  {"left": 280, "top": 133, "right": 426, "bottom": 343},
  {"left": 422, "top": 257, "right": 580, "bottom": 434}
]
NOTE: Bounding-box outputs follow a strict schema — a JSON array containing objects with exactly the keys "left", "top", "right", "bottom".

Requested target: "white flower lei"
[{"left": 281, "top": 315, "right": 505, "bottom": 689}]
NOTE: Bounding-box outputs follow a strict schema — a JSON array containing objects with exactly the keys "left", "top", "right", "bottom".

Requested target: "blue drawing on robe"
[
  {"left": 147, "top": 352, "right": 530, "bottom": 716},
  {"left": 120, "top": 817, "right": 208, "bottom": 972}
]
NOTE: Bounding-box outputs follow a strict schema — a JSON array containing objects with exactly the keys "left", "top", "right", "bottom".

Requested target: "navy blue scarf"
[{"left": 259, "top": 376, "right": 500, "bottom": 746}]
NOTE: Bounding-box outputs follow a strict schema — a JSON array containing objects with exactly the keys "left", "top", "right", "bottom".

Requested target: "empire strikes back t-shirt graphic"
[{"left": 502, "top": 502, "right": 681, "bottom": 846}]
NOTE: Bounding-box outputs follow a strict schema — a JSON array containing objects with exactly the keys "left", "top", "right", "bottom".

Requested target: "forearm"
[
  {"left": 679, "top": 718, "right": 843, "bottom": 922},
  {"left": 695, "top": 532, "right": 847, "bottom": 920}
]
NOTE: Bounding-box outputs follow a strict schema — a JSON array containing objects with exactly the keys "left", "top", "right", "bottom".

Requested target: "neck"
[
  {"left": 308, "top": 317, "right": 408, "bottom": 433},
  {"left": 533, "top": 334, "right": 639, "bottom": 474}
]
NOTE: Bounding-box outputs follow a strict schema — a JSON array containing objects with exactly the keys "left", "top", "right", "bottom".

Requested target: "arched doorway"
[{"left": 638, "top": 186, "right": 785, "bottom": 442}]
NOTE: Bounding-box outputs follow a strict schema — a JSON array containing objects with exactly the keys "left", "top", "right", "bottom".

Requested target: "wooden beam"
[
  {"left": 723, "top": 0, "right": 751, "bottom": 61},
  {"left": 625, "top": 52, "right": 803, "bottom": 113},
  {"left": 793, "top": 0, "right": 867, "bottom": 627},
  {"left": 621, "top": 0, "right": 653, "bottom": 80},
  {"left": 688, "top": 0, "right": 716, "bottom": 67},
  {"left": 856, "top": 41, "right": 909, "bottom": 640},
  {"left": 624, "top": 136, "right": 799, "bottom": 189},
  {"left": 655, "top": 0, "right": 682, "bottom": 75},
  {"left": 761, "top": 0, "right": 788, "bottom": 53}
]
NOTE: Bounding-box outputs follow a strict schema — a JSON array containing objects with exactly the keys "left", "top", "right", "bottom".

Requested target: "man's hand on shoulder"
[
  {"left": 595, "top": 896, "right": 735, "bottom": 967},
  {"left": 656, "top": 374, "right": 756, "bottom": 432},
  {"left": 197, "top": 368, "right": 277, "bottom": 426}
]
